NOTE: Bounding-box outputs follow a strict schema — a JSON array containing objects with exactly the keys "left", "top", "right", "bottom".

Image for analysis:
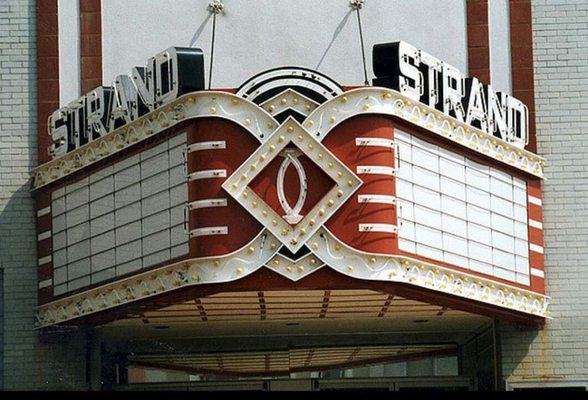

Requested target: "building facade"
[{"left": 0, "top": 0, "right": 586, "bottom": 391}]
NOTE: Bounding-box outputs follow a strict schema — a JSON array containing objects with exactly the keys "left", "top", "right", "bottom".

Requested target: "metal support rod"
[
  {"left": 208, "top": 12, "right": 217, "bottom": 89},
  {"left": 207, "top": 0, "right": 224, "bottom": 90},
  {"left": 351, "top": 0, "right": 369, "bottom": 86}
]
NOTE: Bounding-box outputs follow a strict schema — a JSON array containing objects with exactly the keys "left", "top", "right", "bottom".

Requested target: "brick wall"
[
  {"left": 500, "top": 0, "right": 588, "bottom": 386},
  {"left": 0, "top": 0, "right": 87, "bottom": 390}
]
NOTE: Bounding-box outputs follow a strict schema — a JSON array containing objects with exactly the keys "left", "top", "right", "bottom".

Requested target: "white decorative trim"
[
  {"left": 308, "top": 227, "right": 550, "bottom": 319},
  {"left": 528, "top": 195, "right": 542, "bottom": 206},
  {"left": 531, "top": 268, "right": 545, "bottom": 278},
  {"left": 355, "top": 137, "right": 394, "bottom": 148},
  {"left": 189, "top": 226, "right": 228, "bottom": 238},
  {"left": 359, "top": 223, "right": 398, "bottom": 234},
  {"left": 529, "top": 219, "right": 543, "bottom": 230},
  {"left": 38, "top": 231, "right": 51, "bottom": 241},
  {"left": 357, "top": 194, "right": 396, "bottom": 205},
  {"left": 37, "top": 207, "right": 51, "bottom": 217},
  {"left": 187, "top": 141, "right": 226, "bottom": 153},
  {"left": 530, "top": 244, "right": 544, "bottom": 254},
  {"left": 356, "top": 166, "right": 396, "bottom": 176},
  {"left": 31, "top": 92, "right": 278, "bottom": 190},
  {"left": 221, "top": 117, "right": 362, "bottom": 254},
  {"left": 188, "top": 169, "right": 227, "bottom": 181},
  {"left": 38, "top": 255, "right": 52, "bottom": 266},
  {"left": 35, "top": 230, "right": 280, "bottom": 328},
  {"left": 260, "top": 88, "right": 320, "bottom": 118},
  {"left": 189, "top": 198, "right": 227, "bottom": 210},
  {"left": 264, "top": 253, "right": 325, "bottom": 282},
  {"left": 277, "top": 149, "right": 307, "bottom": 224},
  {"left": 303, "top": 88, "right": 545, "bottom": 178},
  {"left": 38, "top": 279, "right": 53, "bottom": 289}
]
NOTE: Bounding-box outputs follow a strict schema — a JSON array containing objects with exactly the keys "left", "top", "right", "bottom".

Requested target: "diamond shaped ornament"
[{"left": 222, "top": 117, "right": 362, "bottom": 253}]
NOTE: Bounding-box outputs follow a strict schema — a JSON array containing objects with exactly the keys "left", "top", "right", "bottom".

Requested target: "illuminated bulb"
[
  {"left": 329, "top": 116, "right": 336, "bottom": 123},
  {"left": 306, "top": 120, "right": 314, "bottom": 128},
  {"left": 269, "top": 105, "right": 275, "bottom": 112},
  {"left": 241, "top": 174, "right": 247, "bottom": 180},
  {"left": 311, "top": 242, "right": 319, "bottom": 250},
  {"left": 290, "top": 238, "right": 298, "bottom": 245},
  {"left": 279, "top": 135, "right": 285, "bottom": 143},
  {"left": 232, "top": 183, "right": 239, "bottom": 189},
  {"left": 383, "top": 92, "right": 392, "bottom": 99},
  {"left": 259, "top": 155, "right": 266, "bottom": 162},
  {"left": 262, "top": 210, "right": 268, "bottom": 217},
  {"left": 273, "top": 259, "right": 280, "bottom": 266},
  {"left": 309, "top": 219, "right": 316, "bottom": 226},
  {"left": 298, "top": 135, "right": 303, "bottom": 141},
  {"left": 236, "top": 267, "right": 243, "bottom": 274},
  {"left": 286, "top": 266, "right": 292, "bottom": 272},
  {"left": 337, "top": 171, "right": 343, "bottom": 177},
  {"left": 347, "top": 180, "right": 353, "bottom": 187},
  {"left": 310, "top": 259, "right": 316, "bottom": 265},
  {"left": 270, "top": 243, "right": 277, "bottom": 250},
  {"left": 287, "top": 126, "right": 294, "bottom": 133},
  {"left": 297, "top": 265, "right": 304, "bottom": 273},
  {"left": 318, "top": 153, "right": 324, "bottom": 160},
  {"left": 250, "top": 164, "right": 257, "bottom": 171},
  {"left": 327, "top": 199, "right": 335, "bottom": 207},
  {"left": 267, "top": 122, "right": 274, "bottom": 129},
  {"left": 280, "top": 98, "right": 287, "bottom": 105},
  {"left": 347, "top": 265, "right": 353, "bottom": 272},
  {"left": 327, "top": 162, "right": 334, "bottom": 169},
  {"left": 305, "top": 104, "right": 311, "bottom": 111},
  {"left": 210, "top": 106, "right": 216, "bottom": 113},
  {"left": 337, "top": 190, "right": 343, "bottom": 198},
  {"left": 192, "top": 274, "right": 200, "bottom": 282},
  {"left": 244, "top": 118, "right": 251, "bottom": 125},
  {"left": 335, "top": 244, "right": 341, "bottom": 251},
  {"left": 299, "top": 228, "right": 306, "bottom": 235},
  {"left": 242, "top": 192, "right": 248, "bottom": 199},
  {"left": 370, "top": 257, "right": 376, "bottom": 264},
  {"left": 213, "top": 260, "right": 220, "bottom": 267},
  {"left": 293, "top": 98, "right": 299, "bottom": 104},
  {"left": 252, "top": 201, "right": 258, "bottom": 207},
  {"left": 269, "top": 145, "right": 276, "bottom": 152},
  {"left": 247, "top": 246, "right": 255, "bottom": 254},
  {"left": 308, "top": 144, "right": 313, "bottom": 150},
  {"left": 363, "top": 104, "right": 370, "bottom": 111},
  {"left": 272, "top": 219, "right": 278, "bottom": 226},
  {"left": 281, "top": 229, "right": 288, "bottom": 236}
]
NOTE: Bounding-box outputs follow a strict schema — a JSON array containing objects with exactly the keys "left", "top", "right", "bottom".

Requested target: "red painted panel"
[
  {"left": 249, "top": 147, "right": 334, "bottom": 225},
  {"left": 187, "top": 118, "right": 263, "bottom": 257},
  {"left": 323, "top": 115, "right": 397, "bottom": 255}
]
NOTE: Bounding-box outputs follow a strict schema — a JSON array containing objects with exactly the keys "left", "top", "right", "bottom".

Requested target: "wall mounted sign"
[
  {"left": 373, "top": 42, "right": 529, "bottom": 148},
  {"left": 48, "top": 47, "right": 204, "bottom": 158}
]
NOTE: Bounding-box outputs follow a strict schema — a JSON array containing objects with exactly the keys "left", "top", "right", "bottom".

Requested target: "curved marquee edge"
[
  {"left": 303, "top": 87, "right": 546, "bottom": 179},
  {"left": 308, "top": 227, "right": 551, "bottom": 319},
  {"left": 34, "top": 229, "right": 280, "bottom": 329},
  {"left": 31, "top": 91, "right": 279, "bottom": 191}
]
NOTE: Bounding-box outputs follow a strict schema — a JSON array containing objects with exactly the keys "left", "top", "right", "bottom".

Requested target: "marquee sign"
[{"left": 33, "top": 42, "right": 549, "bottom": 328}]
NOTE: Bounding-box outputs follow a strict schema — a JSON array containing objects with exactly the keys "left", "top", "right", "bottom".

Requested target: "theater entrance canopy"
[{"left": 31, "top": 42, "right": 549, "bottom": 345}]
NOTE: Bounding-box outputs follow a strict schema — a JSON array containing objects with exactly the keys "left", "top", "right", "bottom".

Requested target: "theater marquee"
[{"left": 32, "top": 41, "right": 549, "bottom": 328}]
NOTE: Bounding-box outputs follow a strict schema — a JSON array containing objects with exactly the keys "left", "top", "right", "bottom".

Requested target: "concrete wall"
[
  {"left": 500, "top": 0, "right": 588, "bottom": 388},
  {"left": 98, "top": 0, "right": 469, "bottom": 99}
]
